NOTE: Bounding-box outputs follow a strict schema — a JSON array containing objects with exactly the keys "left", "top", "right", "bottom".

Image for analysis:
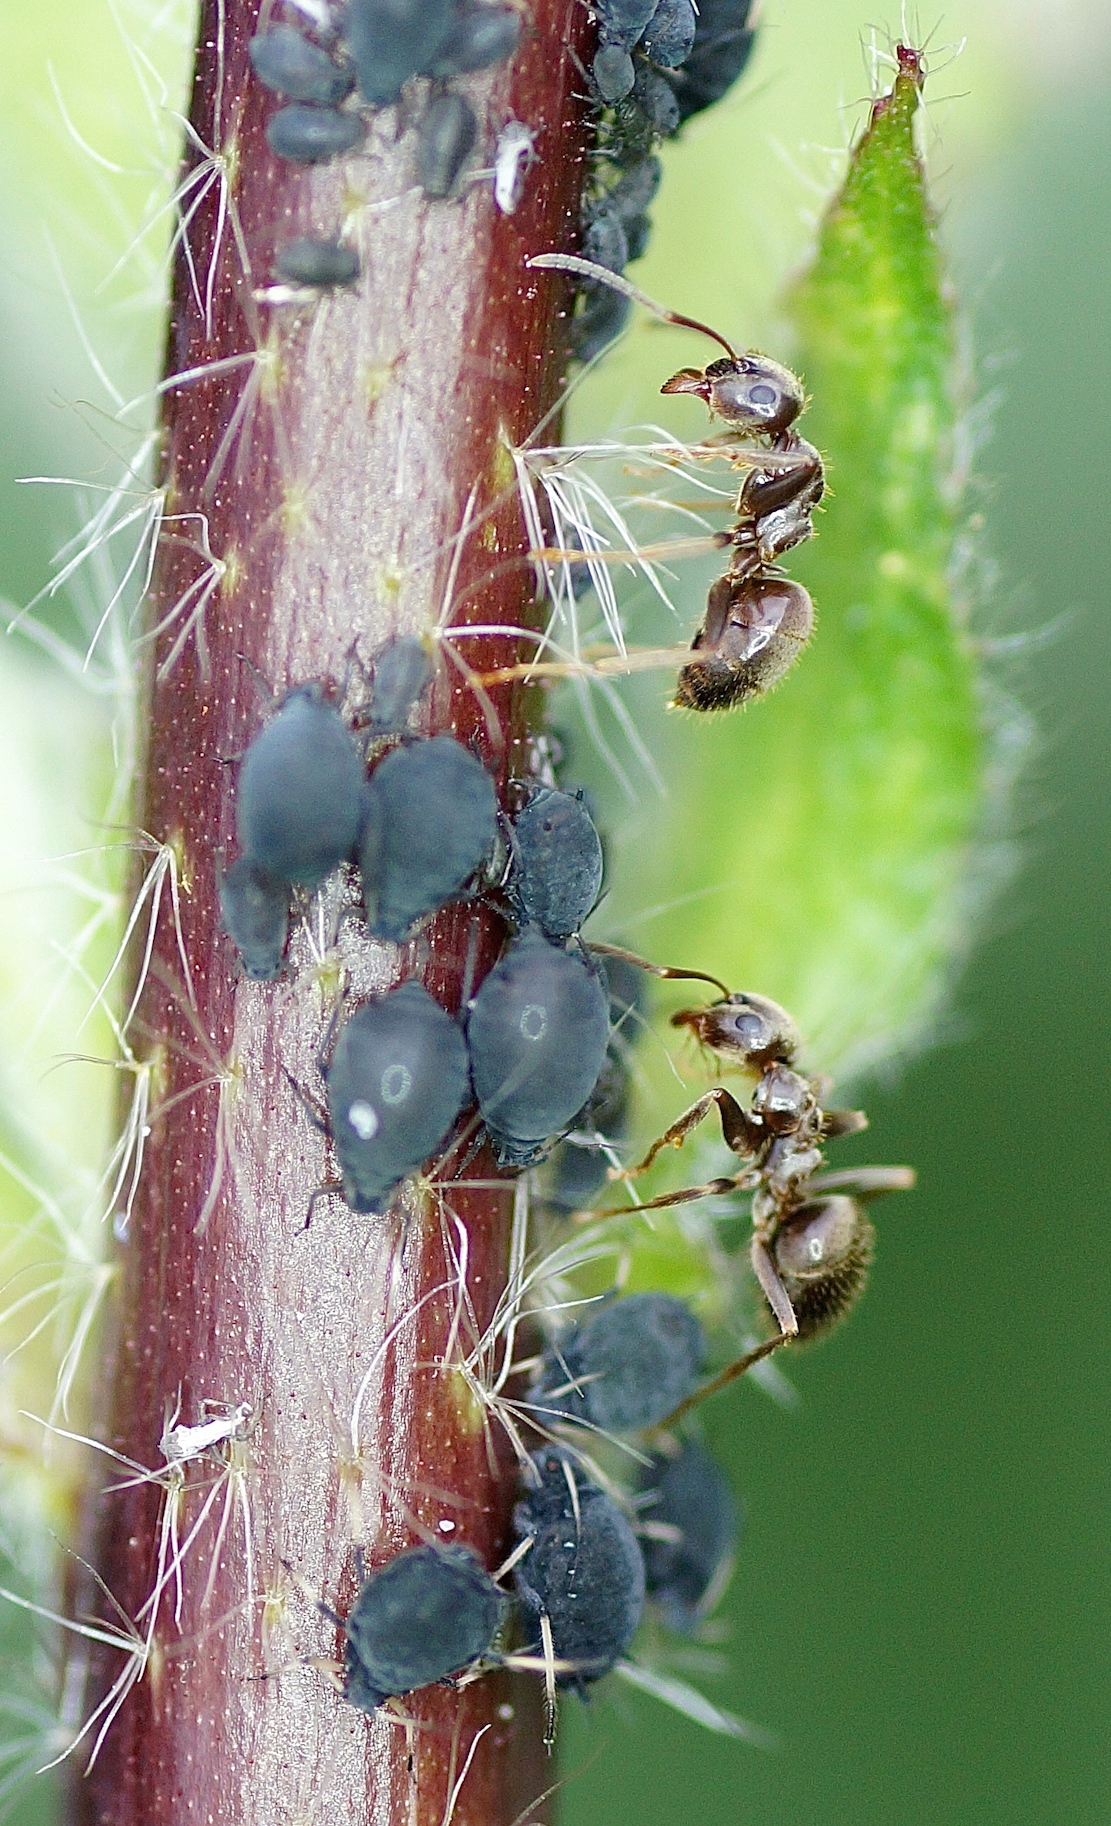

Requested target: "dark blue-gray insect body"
[
  {"left": 236, "top": 685, "right": 363, "bottom": 889},
  {"left": 416, "top": 92, "right": 478, "bottom": 200},
  {"left": 639, "top": 0, "right": 697, "bottom": 68},
  {"left": 466, "top": 930, "right": 610, "bottom": 1166},
  {"left": 359, "top": 736, "right": 497, "bottom": 941},
  {"left": 249, "top": 24, "right": 354, "bottom": 103},
  {"left": 513, "top": 1447, "right": 645, "bottom": 1696},
  {"left": 343, "top": 1543, "right": 505, "bottom": 1711},
  {"left": 344, "top": 0, "right": 455, "bottom": 106},
  {"left": 219, "top": 857, "right": 290, "bottom": 981},
  {"left": 425, "top": 3, "right": 521, "bottom": 77},
  {"left": 509, "top": 788, "right": 603, "bottom": 942},
  {"left": 592, "top": 44, "right": 635, "bottom": 102},
  {"left": 532, "top": 1292, "right": 704, "bottom": 1434},
  {"left": 543, "top": 951, "right": 645, "bottom": 1209},
  {"left": 595, "top": 0, "right": 658, "bottom": 49},
  {"left": 664, "top": 0, "right": 757, "bottom": 122},
  {"left": 639, "top": 1442, "right": 738, "bottom": 1633},
  {"left": 275, "top": 237, "right": 361, "bottom": 289},
  {"left": 325, "top": 982, "right": 470, "bottom": 1213},
  {"left": 365, "top": 636, "right": 432, "bottom": 734},
  {"left": 265, "top": 103, "right": 367, "bottom": 163}
]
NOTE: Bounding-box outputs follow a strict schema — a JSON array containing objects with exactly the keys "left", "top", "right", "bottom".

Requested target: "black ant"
[{"left": 590, "top": 947, "right": 915, "bottom": 1418}]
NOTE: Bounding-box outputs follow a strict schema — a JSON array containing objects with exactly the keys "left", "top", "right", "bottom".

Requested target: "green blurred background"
[{"left": 0, "top": 2, "right": 1108, "bottom": 1822}]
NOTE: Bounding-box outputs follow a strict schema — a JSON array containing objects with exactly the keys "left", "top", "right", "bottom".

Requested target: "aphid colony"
[{"left": 222, "top": 632, "right": 912, "bottom": 1732}]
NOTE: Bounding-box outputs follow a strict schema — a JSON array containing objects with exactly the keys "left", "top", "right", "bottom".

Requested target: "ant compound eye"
[
  {"left": 639, "top": 1441, "right": 738, "bottom": 1633},
  {"left": 360, "top": 735, "right": 497, "bottom": 942},
  {"left": 219, "top": 856, "right": 290, "bottom": 981},
  {"left": 671, "top": 991, "right": 800, "bottom": 1066},
  {"left": 513, "top": 1450, "right": 645, "bottom": 1687},
  {"left": 533, "top": 1292, "right": 704, "bottom": 1434},
  {"left": 772, "top": 1196, "right": 875, "bottom": 1342},
  {"left": 249, "top": 25, "right": 354, "bottom": 104},
  {"left": 236, "top": 685, "right": 364, "bottom": 889},
  {"left": 466, "top": 930, "right": 611, "bottom": 1167},
  {"left": 275, "top": 237, "right": 360, "bottom": 290},
  {"left": 705, "top": 356, "right": 804, "bottom": 435},
  {"left": 325, "top": 982, "right": 469, "bottom": 1214},
  {"left": 344, "top": 1543, "right": 505, "bottom": 1712},
  {"left": 674, "top": 573, "right": 814, "bottom": 711},
  {"left": 417, "top": 92, "right": 478, "bottom": 200},
  {"left": 265, "top": 103, "right": 366, "bottom": 164}
]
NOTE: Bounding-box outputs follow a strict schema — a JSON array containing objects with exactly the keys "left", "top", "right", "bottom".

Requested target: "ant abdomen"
[
  {"left": 674, "top": 573, "right": 814, "bottom": 711},
  {"left": 772, "top": 1196, "right": 876, "bottom": 1342}
]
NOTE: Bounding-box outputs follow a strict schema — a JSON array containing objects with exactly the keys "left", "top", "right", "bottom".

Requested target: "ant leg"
[
  {"left": 617, "top": 1087, "right": 761, "bottom": 1181},
  {"left": 588, "top": 941, "right": 731, "bottom": 1000},
  {"left": 751, "top": 1231, "right": 801, "bottom": 1338},
  {"left": 822, "top": 1107, "right": 869, "bottom": 1139},
  {"left": 805, "top": 1165, "right": 916, "bottom": 1200}
]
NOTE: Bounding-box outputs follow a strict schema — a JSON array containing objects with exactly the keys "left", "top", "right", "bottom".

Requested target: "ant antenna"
[{"left": 527, "top": 254, "right": 740, "bottom": 362}]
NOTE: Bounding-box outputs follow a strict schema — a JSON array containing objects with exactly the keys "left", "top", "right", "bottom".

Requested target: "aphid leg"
[
  {"left": 615, "top": 1087, "right": 760, "bottom": 1182},
  {"left": 302, "top": 1181, "right": 346, "bottom": 1230},
  {"left": 282, "top": 1066, "right": 329, "bottom": 1135}
]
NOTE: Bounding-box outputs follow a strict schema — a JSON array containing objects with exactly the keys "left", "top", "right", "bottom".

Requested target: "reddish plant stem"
[{"left": 74, "top": 1, "right": 593, "bottom": 1820}]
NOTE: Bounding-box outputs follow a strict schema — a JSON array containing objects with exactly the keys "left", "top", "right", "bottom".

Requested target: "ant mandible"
[{"left": 590, "top": 946, "right": 915, "bottom": 1419}]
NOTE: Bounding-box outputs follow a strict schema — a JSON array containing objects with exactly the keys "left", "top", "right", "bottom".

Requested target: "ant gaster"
[{"left": 592, "top": 948, "right": 914, "bottom": 1418}]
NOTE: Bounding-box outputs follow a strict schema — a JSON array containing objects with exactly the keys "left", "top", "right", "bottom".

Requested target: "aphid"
[
  {"left": 236, "top": 684, "right": 363, "bottom": 890},
  {"left": 638, "top": 1441, "right": 738, "bottom": 1633},
  {"left": 508, "top": 787, "right": 603, "bottom": 942},
  {"left": 466, "top": 929, "right": 611, "bottom": 1167},
  {"left": 425, "top": 2, "right": 521, "bottom": 77},
  {"left": 533, "top": 1291, "right": 704, "bottom": 1435},
  {"left": 493, "top": 120, "right": 537, "bottom": 215},
  {"left": 592, "top": 44, "right": 636, "bottom": 103},
  {"left": 274, "top": 236, "right": 361, "bottom": 289},
  {"left": 513, "top": 1447, "right": 645, "bottom": 1705},
  {"left": 570, "top": 286, "right": 631, "bottom": 362},
  {"left": 323, "top": 982, "right": 471, "bottom": 1213},
  {"left": 608, "top": 155, "right": 662, "bottom": 220},
  {"left": 219, "top": 856, "right": 290, "bottom": 981},
  {"left": 248, "top": 24, "right": 354, "bottom": 104},
  {"left": 606, "top": 970, "right": 915, "bottom": 1401},
  {"left": 639, "top": 0, "right": 697, "bottom": 69},
  {"left": 581, "top": 200, "right": 629, "bottom": 275},
  {"left": 364, "top": 634, "right": 432, "bottom": 732},
  {"left": 344, "top": 0, "right": 455, "bottom": 107},
  {"left": 543, "top": 950, "right": 644, "bottom": 1209},
  {"left": 334, "top": 1544, "right": 506, "bottom": 1711},
  {"left": 595, "top": 0, "right": 658, "bottom": 50},
  {"left": 265, "top": 102, "right": 367, "bottom": 164},
  {"left": 665, "top": 0, "right": 757, "bottom": 124},
  {"left": 417, "top": 91, "right": 479, "bottom": 200},
  {"left": 359, "top": 735, "right": 497, "bottom": 941},
  {"left": 630, "top": 61, "right": 681, "bottom": 138}
]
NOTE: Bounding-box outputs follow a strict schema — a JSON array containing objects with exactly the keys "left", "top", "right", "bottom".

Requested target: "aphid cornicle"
[
  {"left": 513, "top": 1448, "right": 645, "bottom": 1699},
  {"left": 466, "top": 929, "right": 611, "bottom": 1167},
  {"left": 339, "top": 1544, "right": 506, "bottom": 1712},
  {"left": 248, "top": 25, "right": 354, "bottom": 104},
  {"left": 236, "top": 685, "right": 363, "bottom": 890},
  {"left": 639, "top": 1441, "right": 738, "bottom": 1633},
  {"left": 359, "top": 735, "right": 497, "bottom": 941},
  {"left": 324, "top": 982, "right": 470, "bottom": 1214},
  {"left": 265, "top": 102, "right": 367, "bottom": 164},
  {"left": 219, "top": 856, "right": 290, "bottom": 981},
  {"left": 532, "top": 1292, "right": 704, "bottom": 1435}
]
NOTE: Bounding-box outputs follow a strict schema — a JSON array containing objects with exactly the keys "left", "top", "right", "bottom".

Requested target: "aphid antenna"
[{"left": 612, "top": 1658, "right": 775, "bottom": 1746}]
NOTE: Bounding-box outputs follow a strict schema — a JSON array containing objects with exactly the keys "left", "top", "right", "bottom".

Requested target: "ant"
[
  {"left": 591, "top": 947, "right": 914, "bottom": 1418},
  {"left": 481, "top": 255, "right": 824, "bottom": 713}
]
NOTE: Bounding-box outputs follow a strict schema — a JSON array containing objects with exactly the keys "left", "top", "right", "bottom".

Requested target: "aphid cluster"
[{"left": 573, "top": 0, "right": 759, "bottom": 357}]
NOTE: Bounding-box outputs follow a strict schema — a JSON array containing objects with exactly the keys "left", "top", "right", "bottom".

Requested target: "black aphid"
[
  {"left": 425, "top": 3, "right": 521, "bottom": 77},
  {"left": 592, "top": 44, "right": 636, "bottom": 103},
  {"left": 275, "top": 237, "right": 361, "bottom": 289},
  {"left": 543, "top": 951, "right": 644, "bottom": 1210},
  {"left": 236, "top": 685, "right": 363, "bottom": 889},
  {"left": 639, "top": 0, "right": 697, "bottom": 69},
  {"left": 664, "top": 0, "right": 757, "bottom": 123},
  {"left": 265, "top": 103, "right": 366, "bottom": 164},
  {"left": 416, "top": 91, "right": 478, "bottom": 200},
  {"left": 595, "top": 0, "right": 658, "bottom": 49},
  {"left": 365, "top": 635, "right": 432, "bottom": 733},
  {"left": 631, "top": 62, "right": 681, "bottom": 137},
  {"left": 571, "top": 287, "right": 632, "bottom": 362},
  {"left": 344, "top": 0, "right": 454, "bottom": 106},
  {"left": 533, "top": 1292, "right": 704, "bottom": 1434},
  {"left": 359, "top": 735, "right": 497, "bottom": 941},
  {"left": 513, "top": 1447, "right": 645, "bottom": 1694},
  {"left": 249, "top": 24, "right": 354, "bottom": 104},
  {"left": 219, "top": 856, "right": 290, "bottom": 982},
  {"left": 581, "top": 202, "right": 629, "bottom": 276},
  {"left": 342, "top": 1543, "right": 505, "bottom": 1711},
  {"left": 325, "top": 982, "right": 470, "bottom": 1214},
  {"left": 466, "top": 929, "right": 610, "bottom": 1167},
  {"left": 509, "top": 787, "right": 603, "bottom": 942},
  {"left": 609, "top": 154, "right": 661, "bottom": 219},
  {"left": 639, "top": 1442, "right": 738, "bottom": 1633}
]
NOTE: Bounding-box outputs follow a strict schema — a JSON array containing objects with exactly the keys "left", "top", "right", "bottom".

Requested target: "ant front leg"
[{"left": 617, "top": 1086, "right": 762, "bottom": 1181}]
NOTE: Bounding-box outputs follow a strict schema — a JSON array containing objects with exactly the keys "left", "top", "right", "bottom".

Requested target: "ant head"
[
  {"left": 772, "top": 1195, "right": 875, "bottom": 1341},
  {"left": 671, "top": 991, "right": 801, "bottom": 1069},
  {"left": 661, "top": 353, "right": 805, "bottom": 438}
]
